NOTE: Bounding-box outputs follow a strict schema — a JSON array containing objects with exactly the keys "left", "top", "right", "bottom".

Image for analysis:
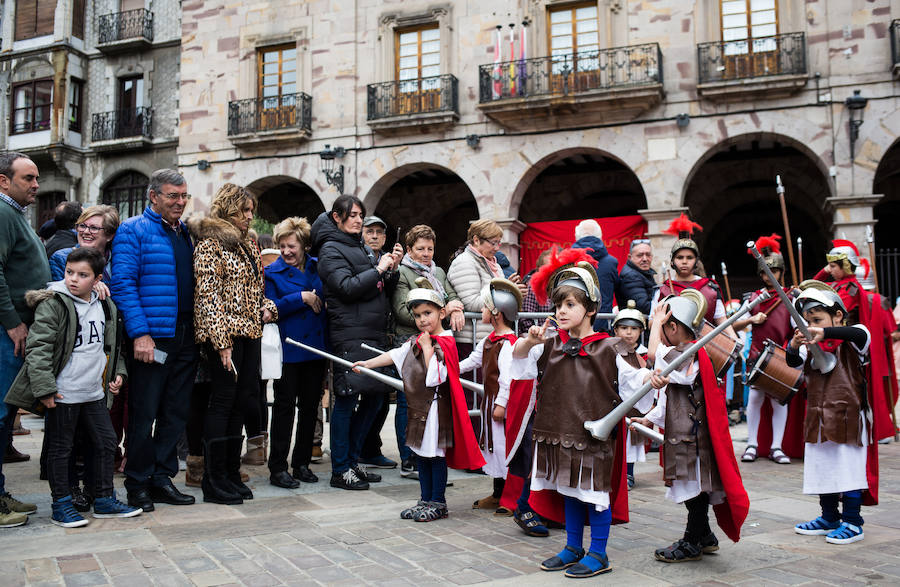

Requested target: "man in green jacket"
[{"left": 0, "top": 152, "right": 50, "bottom": 527}]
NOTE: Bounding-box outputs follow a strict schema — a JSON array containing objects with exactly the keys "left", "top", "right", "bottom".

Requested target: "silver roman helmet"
[
  {"left": 793, "top": 280, "right": 846, "bottom": 315},
  {"left": 482, "top": 278, "right": 524, "bottom": 322},
  {"left": 406, "top": 277, "right": 445, "bottom": 310},
  {"left": 662, "top": 290, "right": 707, "bottom": 336},
  {"left": 612, "top": 300, "right": 646, "bottom": 330},
  {"left": 553, "top": 264, "right": 602, "bottom": 303}
]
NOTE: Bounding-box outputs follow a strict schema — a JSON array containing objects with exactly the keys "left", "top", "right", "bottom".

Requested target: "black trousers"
[
  {"left": 124, "top": 322, "right": 198, "bottom": 491},
  {"left": 203, "top": 337, "right": 261, "bottom": 446},
  {"left": 269, "top": 360, "right": 326, "bottom": 473},
  {"left": 45, "top": 399, "right": 117, "bottom": 501},
  {"left": 684, "top": 492, "right": 712, "bottom": 543},
  {"left": 187, "top": 381, "right": 212, "bottom": 457}
]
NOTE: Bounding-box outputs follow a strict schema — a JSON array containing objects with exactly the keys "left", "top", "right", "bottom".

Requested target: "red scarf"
[
  {"left": 487, "top": 331, "right": 518, "bottom": 346},
  {"left": 424, "top": 334, "right": 486, "bottom": 471},
  {"left": 557, "top": 330, "right": 610, "bottom": 356}
]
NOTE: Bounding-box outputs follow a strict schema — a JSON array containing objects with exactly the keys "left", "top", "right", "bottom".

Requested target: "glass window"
[
  {"left": 548, "top": 2, "right": 599, "bottom": 56},
  {"left": 11, "top": 79, "right": 52, "bottom": 134},
  {"left": 720, "top": 0, "right": 778, "bottom": 53},
  {"left": 69, "top": 79, "right": 83, "bottom": 133},
  {"left": 102, "top": 171, "right": 149, "bottom": 220},
  {"left": 395, "top": 24, "right": 441, "bottom": 87},
  {"left": 257, "top": 44, "right": 298, "bottom": 100}
]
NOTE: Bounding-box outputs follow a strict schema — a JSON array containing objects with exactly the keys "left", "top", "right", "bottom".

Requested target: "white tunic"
[
  {"left": 510, "top": 334, "right": 653, "bottom": 511},
  {"left": 389, "top": 331, "right": 454, "bottom": 458},
  {"left": 646, "top": 344, "right": 726, "bottom": 506},
  {"left": 459, "top": 335, "right": 513, "bottom": 479},
  {"left": 798, "top": 326, "right": 871, "bottom": 495},
  {"left": 626, "top": 343, "right": 650, "bottom": 464}
]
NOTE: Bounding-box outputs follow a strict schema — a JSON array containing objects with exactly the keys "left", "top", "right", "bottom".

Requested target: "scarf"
[
  {"left": 401, "top": 253, "right": 446, "bottom": 298},
  {"left": 467, "top": 244, "right": 503, "bottom": 278}
]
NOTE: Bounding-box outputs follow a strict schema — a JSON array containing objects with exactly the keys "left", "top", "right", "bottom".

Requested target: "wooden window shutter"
[
  {"left": 36, "top": 0, "right": 57, "bottom": 36},
  {"left": 72, "top": 0, "right": 85, "bottom": 39},
  {"left": 15, "top": 1, "right": 38, "bottom": 40}
]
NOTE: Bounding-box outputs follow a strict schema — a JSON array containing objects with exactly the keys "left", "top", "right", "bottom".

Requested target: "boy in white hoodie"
[{"left": 6, "top": 247, "right": 139, "bottom": 528}]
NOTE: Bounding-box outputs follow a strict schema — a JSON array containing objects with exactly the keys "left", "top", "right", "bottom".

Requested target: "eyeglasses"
[
  {"left": 77, "top": 223, "right": 104, "bottom": 234},
  {"left": 485, "top": 238, "right": 502, "bottom": 247},
  {"left": 159, "top": 192, "right": 192, "bottom": 201}
]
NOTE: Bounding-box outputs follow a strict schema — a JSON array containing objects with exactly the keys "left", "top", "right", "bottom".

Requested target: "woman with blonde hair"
[
  {"left": 193, "top": 183, "right": 278, "bottom": 505},
  {"left": 264, "top": 217, "right": 327, "bottom": 488},
  {"left": 49, "top": 205, "right": 120, "bottom": 283}
]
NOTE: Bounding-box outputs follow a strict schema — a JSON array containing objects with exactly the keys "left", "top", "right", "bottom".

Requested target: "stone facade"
[
  {"left": 0, "top": 0, "right": 181, "bottom": 225},
  {"left": 177, "top": 1, "right": 897, "bottom": 285}
]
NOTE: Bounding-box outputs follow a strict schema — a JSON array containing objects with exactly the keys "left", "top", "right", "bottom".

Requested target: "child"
[
  {"left": 354, "top": 283, "right": 483, "bottom": 522},
  {"left": 634, "top": 291, "right": 748, "bottom": 563},
  {"left": 511, "top": 249, "right": 658, "bottom": 578},
  {"left": 612, "top": 300, "right": 649, "bottom": 489},
  {"left": 459, "top": 278, "right": 522, "bottom": 515},
  {"left": 786, "top": 284, "right": 874, "bottom": 544},
  {"left": 5, "top": 247, "right": 139, "bottom": 528}
]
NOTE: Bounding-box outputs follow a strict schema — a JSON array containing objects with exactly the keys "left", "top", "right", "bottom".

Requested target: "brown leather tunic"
[
  {"left": 401, "top": 344, "right": 454, "bottom": 451},
  {"left": 662, "top": 346, "right": 723, "bottom": 493},
  {"left": 479, "top": 337, "right": 505, "bottom": 452},
  {"left": 804, "top": 343, "right": 867, "bottom": 446},
  {"left": 532, "top": 336, "right": 639, "bottom": 492}
]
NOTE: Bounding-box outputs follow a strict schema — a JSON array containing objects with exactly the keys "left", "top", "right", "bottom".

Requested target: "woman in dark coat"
[{"left": 309, "top": 195, "right": 402, "bottom": 491}]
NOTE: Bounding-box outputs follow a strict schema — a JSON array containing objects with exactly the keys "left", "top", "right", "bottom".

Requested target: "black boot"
[
  {"left": 225, "top": 436, "right": 253, "bottom": 500},
  {"left": 201, "top": 437, "right": 243, "bottom": 505}
]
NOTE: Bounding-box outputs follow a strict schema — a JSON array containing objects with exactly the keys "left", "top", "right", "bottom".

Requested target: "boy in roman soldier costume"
[
  {"left": 734, "top": 235, "right": 798, "bottom": 464},
  {"left": 612, "top": 300, "right": 650, "bottom": 489},
  {"left": 510, "top": 248, "right": 661, "bottom": 577},
  {"left": 460, "top": 278, "right": 522, "bottom": 515},
  {"left": 814, "top": 241, "right": 898, "bottom": 442},
  {"left": 633, "top": 291, "right": 749, "bottom": 563},
  {"left": 353, "top": 283, "right": 484, "bottom": 522},
  {"left": 787, "top": 284, "right": 876, "bottom": 544}
]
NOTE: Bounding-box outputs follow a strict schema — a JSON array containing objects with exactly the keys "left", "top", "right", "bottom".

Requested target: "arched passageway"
[
  {"left": 873, "top": 138, "right": 900, "bottom": 302},
  {"left": 247, "top": 176, "right": 325, "bottom": 228}
]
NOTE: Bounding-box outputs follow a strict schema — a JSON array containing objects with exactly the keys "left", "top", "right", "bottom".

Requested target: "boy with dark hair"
[{"left": 6, "top": 247, "right": 140, "bottom": 527}]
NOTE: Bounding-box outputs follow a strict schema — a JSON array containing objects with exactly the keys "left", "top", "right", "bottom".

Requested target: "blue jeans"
[
  {"left": 0, "top": 329, "right": 25, "bottom": 494},
  {"left": 330, "top": 392, "right": 384, "bottom": 474},
  {"left": 394, "top": 390, "right": 411, "bottom": 462}
]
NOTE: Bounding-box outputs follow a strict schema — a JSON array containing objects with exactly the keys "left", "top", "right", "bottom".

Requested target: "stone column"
[
  {"left": 826, "top": 194, "right": 882, "bottom": 251},
  {"left": 639, "top": 206, "right": 689, "bottom": 282},
  {"left": 495, "top": 218, "right": 527, "bottom": 272}
]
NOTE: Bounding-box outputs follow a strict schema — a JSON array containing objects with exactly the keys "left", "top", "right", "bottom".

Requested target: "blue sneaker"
[
  {"left": 93, "top": 494, "right": 142, "bottom": 519},
  {"left": 825, "top": 522, "right": 864, "bottom": 545},
  {"left": 795, "top": 516, "right": 841, "bottom": 536},
  {"left": 51, "top": 496, "right": 89, "bottom": 528}
]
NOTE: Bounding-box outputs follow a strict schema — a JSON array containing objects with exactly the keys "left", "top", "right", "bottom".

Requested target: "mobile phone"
[
  {"left": 153, "top": 348, "right": 168, "bottom": 364},
  {"left": 230, "top": 359, "right": 239, "bottom": 381}
]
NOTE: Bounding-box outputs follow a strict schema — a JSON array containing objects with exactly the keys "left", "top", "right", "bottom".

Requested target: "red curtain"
[{"left": 518, "top": 215, "right": 648, "bottom": 276}]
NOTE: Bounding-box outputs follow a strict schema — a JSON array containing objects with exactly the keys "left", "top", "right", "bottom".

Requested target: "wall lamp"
[
  {"left": 319, "top": 144, "right": 346, "bottom": 194},
  {"left": 197, "top": 159, "right": 210, "bottom": 171},
  {"left": 676, "top": 113, "right": 690, "bottom": 128},
  {"left": 845, "top": 89, "right": 868, "bottom": 158},
  {"left": 466, "top": 134, "right": 481, "bottom": 149}
]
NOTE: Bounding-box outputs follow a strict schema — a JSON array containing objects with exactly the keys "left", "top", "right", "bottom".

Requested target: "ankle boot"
[
  {"left": 185, "top": 455, "right": 204, "bottom": 488},
  {"left": 226, "top": 436, "right": 253, "bottom": 500},
  {"left": 241, "top": 434, "right": 266, "bottom": 466},
  {"left": 201, "top": 437, "right": 242, "bottom": 505}
]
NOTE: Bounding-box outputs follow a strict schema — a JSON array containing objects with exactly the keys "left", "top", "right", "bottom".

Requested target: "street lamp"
[
  {"left": 845, "top": 89, "right": 868, "bottom": 158},
  {"left": 319, "top": 144, "right": 346, "bottom": 194}
]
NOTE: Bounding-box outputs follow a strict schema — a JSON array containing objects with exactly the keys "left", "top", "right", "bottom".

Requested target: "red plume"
[
  {"left": 531, "top": 247, "right": 598, "bottom": 305},
  {"left": 663, "top": 214, "right": 703, "bottom": 238},
  {"left": 748, "top": 233, "right": 781, "bottom": 256},
  {"left": 859, "top": 258, "right": 870, "bottom": 278},
  {"left": 831, "top": 239, "right": 860, "bottom": 256}
]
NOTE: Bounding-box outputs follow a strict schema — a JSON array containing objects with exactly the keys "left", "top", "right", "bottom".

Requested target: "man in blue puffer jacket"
[
  {"left": 572, "top": 219, "right": 619, "bottom": 331},
  {"left": 110, "top": 169, "right": 197, "bottom": 512}
]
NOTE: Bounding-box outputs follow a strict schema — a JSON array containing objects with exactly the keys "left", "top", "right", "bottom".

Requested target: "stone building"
[
  {"left": 0, "top": 0, "right": 180, "bottom": 226},
  {"left": 176, "top": 1, "right": 900, "bottom": 292}
]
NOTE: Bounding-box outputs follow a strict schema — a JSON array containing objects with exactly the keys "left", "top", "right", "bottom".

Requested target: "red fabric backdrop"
[{"left": 518, "top": 215, "right": 648, "bottom": 276}]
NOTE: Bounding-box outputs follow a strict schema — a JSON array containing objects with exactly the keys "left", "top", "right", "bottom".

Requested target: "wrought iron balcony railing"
[
  {"left": 97, "top": 9, "right": 153, "bottom": 45},
  {"left": 227, "top": 92, "right": 312, "bottom": 136},
  {"left": 478, "top": 43, "right": 662, "bottom": 103},
  {"left": 92, "top": 107, "right": 152, "bottom": 142},
  {"left": 891, "top": 20, "right": 900, "bottom": 69},
  {"left": 697, "top": 32, "right": 806, "bottom": 84},
  {"left": 367, "top": 74, "right": 458, "bottom": 120}
]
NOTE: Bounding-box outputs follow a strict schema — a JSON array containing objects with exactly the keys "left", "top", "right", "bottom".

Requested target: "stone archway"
[
  {"left": 246, "top": 175, "right": 325, "bottom": 227},
  {"left": 682, "top": 134, "right": 832, "bottom": 294},
  {"left": 364, "top": 164, "right": 478, "bottom": 267},
  {"left": 873, "top": 137, "right": 900, "bottom": 301}
]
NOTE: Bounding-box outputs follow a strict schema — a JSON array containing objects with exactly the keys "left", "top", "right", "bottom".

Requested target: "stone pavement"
[{"left": 2, "top": 413, "right": 899, "bottom": 586}]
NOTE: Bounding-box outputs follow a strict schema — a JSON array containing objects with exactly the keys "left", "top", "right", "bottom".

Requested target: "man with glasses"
[
  {"left": 616, "top": 238, "right": 657, "bottom": 316},
  {"left": 111, "top": 169, "right": 197, "bottom": 512}
]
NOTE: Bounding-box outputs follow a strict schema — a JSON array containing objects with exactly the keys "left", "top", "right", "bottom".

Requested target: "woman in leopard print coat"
[{"left": 193, "top": 183, "right": 278, "bottom": 505}]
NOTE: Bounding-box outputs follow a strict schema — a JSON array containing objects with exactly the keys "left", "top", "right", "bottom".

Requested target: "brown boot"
[
  {"left": 4, "top": 442, "right": 30, "bottom": 463},
  {"left": 240, "top": 470, "right": 250, "bottom": 483},
  {"left": 185, "top": 455, "right": 204, "bottom": 488},
  {"left": 241, "top": 435, "right": 266, "bottom": 466},
  {"left": 12, "top": 414, "right": 30, "bottom": 436}
]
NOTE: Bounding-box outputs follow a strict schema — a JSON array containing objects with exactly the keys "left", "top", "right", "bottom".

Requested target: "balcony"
[
  {"left": 96, "top": 9, "right": 153, "bottom": 53},
  {"left": 367, "top": 74, "right": 459, "bottom": 134},
  {"left": 91, "top": 107, "right": 152, "bottom": 151},
  {"left": 891, "top": 20, "right": 900, "bottom": 78},
  {"left": 697, "top": 32, "right": 807, "bottom": 101},
  {"left": 227, "top": 92, "right": 312, "bottom": 149},
  {"left": 477, "top": 43, "right": 664, "bottom": 131}
]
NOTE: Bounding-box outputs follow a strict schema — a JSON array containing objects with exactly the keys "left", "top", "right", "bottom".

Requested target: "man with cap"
[{"left": 362, "top": 216, "right": 388, "bottom": 260}]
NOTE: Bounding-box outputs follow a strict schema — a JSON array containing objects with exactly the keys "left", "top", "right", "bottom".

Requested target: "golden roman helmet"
[
  {"left": 794, "top": 279, "right": 846, "bottom": 315},
  {"left": 406, "top": 277, "right": 445, "bottom": 310},
  {"left": 553, "top": 263, "right": 602, "bottom": 303},
  {"left": 662, "top": 289, "right": 707, "bottom": 336},
  {"left": 612, "top": 300, "right": 646, "bottom": 330},
  {"left": 481, "top": 278, "right": 524, "bottom": 322}
]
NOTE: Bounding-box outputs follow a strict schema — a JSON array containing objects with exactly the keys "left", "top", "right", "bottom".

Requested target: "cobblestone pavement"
[{"left": 2, "top": 413, "right": 899, "bottom": 586}]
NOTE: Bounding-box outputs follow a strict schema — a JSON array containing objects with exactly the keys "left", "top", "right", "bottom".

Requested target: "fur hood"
[
  {"left": 24, "top": 288, "right": 55, "bottom": 309},
  {"left": 193, "top": 216, "right": 246, "bottom": 250}
]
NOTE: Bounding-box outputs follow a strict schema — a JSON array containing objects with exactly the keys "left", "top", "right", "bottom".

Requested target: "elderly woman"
[
  {"left": 49, "top": 205, "right": 120, "bottom": 283},
  {"left": 193, "top": 184, "right": 277, "bottom": 505},
  {"left": 263, "top": 217, "right": 327, "bottom": 488}
]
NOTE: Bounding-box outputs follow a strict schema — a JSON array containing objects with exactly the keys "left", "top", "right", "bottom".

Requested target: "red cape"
[
  {"left": 698, "top": 348, "right": 750, "bottom": 543},
  {"left": 756, "top": 391, "right": 806, "bottom": 459},
  {"left": 429, "top": 334, "right": 487, "bottom": 471}
]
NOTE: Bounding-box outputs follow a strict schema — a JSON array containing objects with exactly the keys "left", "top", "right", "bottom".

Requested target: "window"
[
  {"left": 548, "top": 3, "right": 600, "bottom": 88},
  {"left": 102, "top": 171, "right": 149, "bottom": 220},
  {"left": 395, "top": 25, "right": 440, "bottom": 85},
  {"left": 257, "top": 44, "right": 298, "bottom": 129},
  {"left": 69, "top": 79, "right": 83, "bottom": 133},
  {"left": 15, "top": 0, "right": 56, "bottom": 41},
  {"left": 11, "top": 79, "right": 53, "bottom": 134},
  {"left": 118, "top": 76, "right": 144, "bottom": 110},
  {"left": 72, "top": 0, "right": 85, "bottom": 39},
  {"left": 36, "top": 192, "right": 65, "bottom": 228},
  {"left": 721, "top": 0, "right": 778, "bottom": 54}
]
